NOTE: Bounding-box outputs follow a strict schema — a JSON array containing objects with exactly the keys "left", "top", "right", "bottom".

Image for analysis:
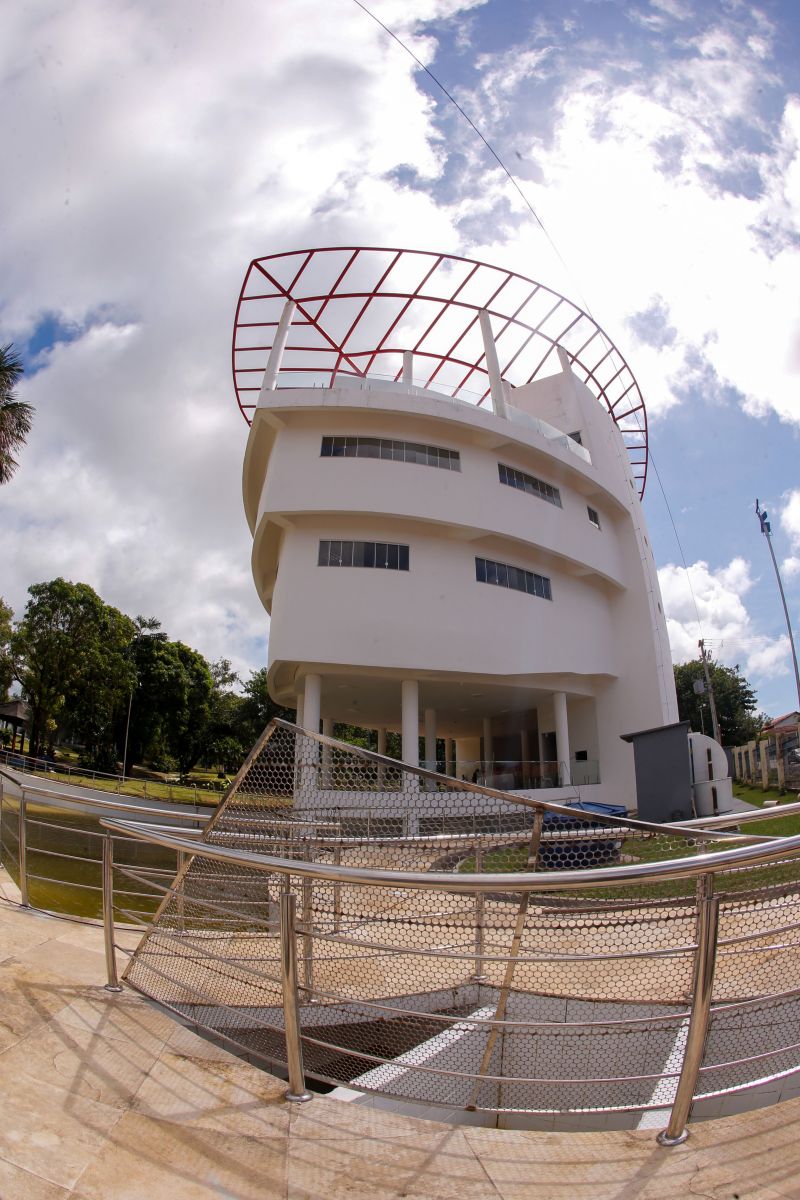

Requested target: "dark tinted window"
[
  {"left": 498, "top": 462, "right": 561, "bottom": 507},
  {"left": 318, "top": 540, "right": 409, "bottom": 571},
  {"left": 320, "top": 436, "right": 460, "bottom": 471},
  {"left": 475, "top": 556, "right": 551, "bottom": 601}
]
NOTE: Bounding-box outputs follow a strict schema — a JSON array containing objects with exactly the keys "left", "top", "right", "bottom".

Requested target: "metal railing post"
[
  {"left": 333, "top": 844, "right": 342, "bottom": 934},
  {"left": 658, "top": 873, "right": 719, "bottom": 1146},
  {"left": 472, "top": 846, "right": 486, "bottom": 982},
  {"left": 102, "top": 833, "right": 123, "bottom": 992},
  {"left": 279, "top": 891, "right": 312, "bottom": 1103},
  {"left": 18, "top": 793, "right": 29, "bottom": 907},
  {"left": 176, "top": 850, "right": 187, "bottom": 934},
  {"left": 467, "top": 809, "right": 544, "bottom": 1110},
  {"left": 301, "top": 847, "right": 315, "bottom": 997}
]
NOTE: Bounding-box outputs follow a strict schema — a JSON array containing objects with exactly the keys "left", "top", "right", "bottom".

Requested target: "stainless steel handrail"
[
  {"left": 99, "top": 817, "right": 800, "bottom": 892},
  {"left": 5, "top": 733, "right": 800, "bottom": 1148},
  {"left": 3, "top": 778, "right": 213, "bottom": 823}
]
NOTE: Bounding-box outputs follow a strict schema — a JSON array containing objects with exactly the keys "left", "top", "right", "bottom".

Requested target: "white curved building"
[{"left": 237, "top": 248, "right": 678, "bottom": 809}]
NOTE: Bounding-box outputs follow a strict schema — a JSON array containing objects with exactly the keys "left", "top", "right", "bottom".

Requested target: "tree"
[
  {"left": 674, "top": 659, "right": 766, "bottom": 746},
  {"left": 121, "top": 623, "right": 214, "bottom": 775},
  {"left": 0, "top": 598, "right": 13, "bottom": 701},
  {"left": 12, "top": 579, "right": 136, "bottom": 760},
  {"left": 235, "top": 667, "right": 295, "bottom": 750},
  {"left": 202, "top": 659, "right": 247, "bottom": 775},
  {"left": 0, "top": 344, "right": 33, "bottom": 484}
]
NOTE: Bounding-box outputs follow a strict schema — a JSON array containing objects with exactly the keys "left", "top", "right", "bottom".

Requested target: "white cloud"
[
  {"left": 0, "top": 0, "right": 477, "bottom": 676},
  {"left": 658, "top": 557, "right": 792, "bottom": 683},
  {"left": 458, "top": 8, "right": 800, "bottom": 429},
  {"left": 780, "top": 489, "right": 800, "bottom": 546},
  {"left": 2, "top": 0, "right": 800, "bottom": 705}
]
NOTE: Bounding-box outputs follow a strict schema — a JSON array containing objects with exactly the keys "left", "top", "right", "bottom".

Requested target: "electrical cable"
[{"left": 351, "top": 0, "right": 706, "bottom": 640}]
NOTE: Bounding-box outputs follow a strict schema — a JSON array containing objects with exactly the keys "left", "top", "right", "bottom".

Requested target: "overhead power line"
[{"left": 350, "top": 0, "right": 705, "bottom": 637}]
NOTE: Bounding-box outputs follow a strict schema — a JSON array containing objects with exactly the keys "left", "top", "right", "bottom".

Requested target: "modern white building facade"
[{"left": 236, "top": 248, "right": 678, "bottom": 810}]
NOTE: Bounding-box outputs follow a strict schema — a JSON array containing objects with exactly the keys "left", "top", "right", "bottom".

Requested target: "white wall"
[{"left": 243, "top": 369, "right": 678, "bottom": 811}]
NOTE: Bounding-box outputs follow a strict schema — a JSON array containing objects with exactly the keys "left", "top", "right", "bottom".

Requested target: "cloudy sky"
[{"left": 2, "top": 0, "right": 800, "bottom": 718}]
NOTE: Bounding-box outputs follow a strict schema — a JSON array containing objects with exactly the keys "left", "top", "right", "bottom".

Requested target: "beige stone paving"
[{"left": 1, "top": 884, "right": 800, "bottom": 1198}]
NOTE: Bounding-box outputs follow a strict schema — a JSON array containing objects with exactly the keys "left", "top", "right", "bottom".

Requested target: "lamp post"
[
  {"left": 121, "top": 685, "right": 134, "bottom": 783},
  {"left": 756, "top": 500, "right": 800, "bottom": 712}
]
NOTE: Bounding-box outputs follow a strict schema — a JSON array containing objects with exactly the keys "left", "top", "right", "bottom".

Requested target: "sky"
[{"left": 2, "top": 0, "right": 800, "bottom": 719}]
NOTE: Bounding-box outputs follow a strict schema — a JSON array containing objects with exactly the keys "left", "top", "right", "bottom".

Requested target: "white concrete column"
[
  {"left": 376, "top": 725, "right": 387, "bottom": 788},
  {"left": 259, "top": 299, "right": 296, "bottom": 398},
  {"left": 297, "top": 674, "right": 321, "bottom": 800},
  {"left": 424, "top": 708, "right": 437, "bottom": 772},
  {"left": 479, "top": 309, "right": 508, "bottom": 419},
  {"left": 456, "top": 737, "right": 481, "bottom": 782},
  {"left": 553, "top": 691, "right": 571, "bottom": 786},
  {"left": 402, "top": 350, "right": 414, "bottom": 384},
  {"left": 482, "top": 716, "right": 493, "bottom": 774},
  {"left": 295, "top": 694, "right": 304, "bottom": 730},
  {"left": 321, "top": 718, "right": 333, "bottom": 788},
  {"left": 401, "top": 680, "right": 419, "bottom": 768},
  {"left": 304, "top": 674, "right": 322, "bottom": 734},
  {"left": 520, "top": 729, "right": 530, "bottom": 788}
]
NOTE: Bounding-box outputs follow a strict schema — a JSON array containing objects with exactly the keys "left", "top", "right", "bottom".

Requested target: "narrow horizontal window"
[
  {"left": 498, "top": 462, "right": 561, "bottom": 508},
  {"left": 320, "top": 436, "right": 460, "bottom": 471},
  {"left": 318, "top": 540, "right": 409, "bottom": 571},
  {"left": 475, "top": 556, "right": 551, "bottom": 601},
  {"left": 587, "top": 506, "right": 601, "bottom": 529}
]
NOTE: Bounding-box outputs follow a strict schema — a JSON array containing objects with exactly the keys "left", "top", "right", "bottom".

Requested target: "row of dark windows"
[
  {"left": 318, "top": 540, "right": 410, "bottom": 570},
  {"left": 475, "top": 557, "right": 552, "bottom": 600},
  {"left": 498, "top": 462, "right": 562, "bottom": 507},
  {"left": 320, "top": 438, "right": 601, "bottom": 530},
  {"left": 317, "top": 540, "right": 552, "bottom": 600},
  {"left": 321, "top": 436, "right": 460, "bottom": 470}
]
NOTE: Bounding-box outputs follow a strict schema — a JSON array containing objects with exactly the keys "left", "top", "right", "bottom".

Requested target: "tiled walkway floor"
[{"left": 0, "top": 878, "right": 799, "bottom": 1198}]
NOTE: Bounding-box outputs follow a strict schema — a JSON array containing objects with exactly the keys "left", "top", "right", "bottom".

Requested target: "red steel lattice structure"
[{"left": 232, "top": 246, "right": 649, "bottom": 496}]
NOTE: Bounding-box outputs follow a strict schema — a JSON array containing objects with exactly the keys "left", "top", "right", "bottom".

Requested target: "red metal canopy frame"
[{"left": 232, "top": 246, "right": 648, "bottom": 497}]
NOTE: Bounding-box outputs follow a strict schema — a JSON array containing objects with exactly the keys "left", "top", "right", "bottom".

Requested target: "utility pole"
[
  {"left": 698, "top": 639, "right": 722, "bottom": 744},
  {"left": 756, "top": 500, "right": 800, "bottom": 713}
]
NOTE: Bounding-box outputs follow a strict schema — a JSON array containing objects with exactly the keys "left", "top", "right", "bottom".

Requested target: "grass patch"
[
  {"left": 732, "top": 782, "right": 800, "bottom": 838},
  {"left": 14, "top": 767, "right": 219, "bottom": 808}
]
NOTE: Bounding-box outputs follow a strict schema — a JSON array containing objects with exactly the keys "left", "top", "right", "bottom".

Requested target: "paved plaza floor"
[{"left": 0, "top": 870, "right": 799, "bottom": 1199}]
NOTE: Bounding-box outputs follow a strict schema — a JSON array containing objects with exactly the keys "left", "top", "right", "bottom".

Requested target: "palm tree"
[{"left": 0, "top": 343, "right": 33, "bottom": 484}]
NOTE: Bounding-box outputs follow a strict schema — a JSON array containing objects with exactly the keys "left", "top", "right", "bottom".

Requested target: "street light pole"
[
  {"left": 756, "top": 500, "right": 800, "bottom": 712},
  {"left": 698, "top": 639, "right": 721, "bottom": 744},
  {"left": 122, "top": 686, "right": 134, "bottom": 783}
]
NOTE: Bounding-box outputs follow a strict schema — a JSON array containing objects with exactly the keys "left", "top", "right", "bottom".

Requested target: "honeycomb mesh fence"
[{"left": 121, "top": 719, "right": 800, "bottom": 1118}]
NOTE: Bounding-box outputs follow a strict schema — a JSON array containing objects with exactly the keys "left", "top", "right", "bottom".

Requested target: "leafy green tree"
[
  {"left": 202, "top": 659, "right": 247, "bottom": 775},
  {"left": 235, "top": 667, "right": 295, "bottom": 749},
  {"left": 0, "top": 597, "right": 13, "bottom": 701},
  {"left": 123, "top": 626, "right": 214, "bottom": 774},
  {"left": 12, "top": 579, "right": 136, "bottom": 759},
  {"left": 0, "top": 344, "right": 33, "bottom": 484},
  {"left": 674, "top": 659, "right": 765, "bottom": 745},
  {"left": 164, "top": 641, "right": 214, "bottom": 773}
]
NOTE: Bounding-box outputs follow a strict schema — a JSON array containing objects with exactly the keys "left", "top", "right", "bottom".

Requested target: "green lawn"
[
  {"left": 37, "top": 771, "right": 221, "bottom": 807},
  {"left": 731, "top": 782, "right": 800, "bottom": 837}
]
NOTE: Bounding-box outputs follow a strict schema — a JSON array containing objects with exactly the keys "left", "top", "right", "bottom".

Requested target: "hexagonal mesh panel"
[{"left": 122, "top": 720, "right": 800, "bottom": 1118}]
